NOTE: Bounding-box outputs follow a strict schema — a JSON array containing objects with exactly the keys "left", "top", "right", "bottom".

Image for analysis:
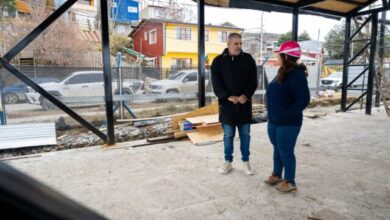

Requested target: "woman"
[{"left": 264, "top": 41, "right": 311, "bottom": 193}]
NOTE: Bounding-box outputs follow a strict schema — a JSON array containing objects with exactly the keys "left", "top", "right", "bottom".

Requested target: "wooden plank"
[
  {"left": 174, "top": 130, "right": 196, "bottom": 139},
  {"left": 171, "top": 103, "right": 218, "bottom": 131},
  {"left": 185, "top": 117, "right": 205, "bottom": 124},
  {"left": 185, "top": 114, "right": 219, "bottom": 124},
  {"left": 147, "top": 135, "right": 175, "bottom": 143},
  {"left": 187, "top": 124, "right": 223, "bottom": 145},
  {"left": 195, "top": 122, "right": 221, "bottom": 129}
]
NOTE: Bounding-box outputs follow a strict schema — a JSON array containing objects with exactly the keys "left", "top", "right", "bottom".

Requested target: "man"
[{"left": 211, "top": 32, "right": 258, "bottom": 175}]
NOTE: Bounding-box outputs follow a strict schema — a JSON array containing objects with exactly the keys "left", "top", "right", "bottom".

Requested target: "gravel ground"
[{"left": 5, "top": 106, "right": 390, "bottom": 220}]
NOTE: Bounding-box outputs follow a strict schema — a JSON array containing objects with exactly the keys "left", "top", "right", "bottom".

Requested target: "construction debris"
[
  {"left": 170, "top": 103, "right": 224, "bottom": 145},
  {"left": 304, "top": 112, "right": 327, "bottom": 119},
  {"left": 187, "top": 125, "right": 223, "bottom": 145}
]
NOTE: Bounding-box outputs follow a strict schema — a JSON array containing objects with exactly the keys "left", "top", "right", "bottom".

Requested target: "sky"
[
  {"left": 204, "top": 7, "right": 342, "bottom": 41},
  {"left": 171, "top": 0, "right": 388, "bottom": 42}
]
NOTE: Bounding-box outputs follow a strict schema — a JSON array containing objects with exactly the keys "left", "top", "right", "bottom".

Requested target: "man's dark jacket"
[{"left": 211, "top": 48, "right": 258, "bottom": 125}]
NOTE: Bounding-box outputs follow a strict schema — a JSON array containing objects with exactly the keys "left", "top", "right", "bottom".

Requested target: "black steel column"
[
  {"left": 366, "top": 12, "right": 378, "bottom": 115},
  {"left": 292, "top": 7, "right": 299, "bottom": 41},
  {"left": 376, "top": 11, "right": 386, "bottom": 107},
  {"left": 100, "top": 0, "right": 115, "bottom": 145},
  {"left": 198, "top": 0, "right": 206, "bottom": 107},
  {"left": 341, "top": 16, "right": 351, "bottom": 112}
]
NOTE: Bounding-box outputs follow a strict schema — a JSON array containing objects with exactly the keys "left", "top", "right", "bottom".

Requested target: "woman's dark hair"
[{"left": 276, "top": 53, "right": 308, "bottom": 83}]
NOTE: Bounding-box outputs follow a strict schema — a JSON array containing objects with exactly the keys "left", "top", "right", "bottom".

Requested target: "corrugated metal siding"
[{"left": 0, "top": 123, "right": 57, "bottom": 150}]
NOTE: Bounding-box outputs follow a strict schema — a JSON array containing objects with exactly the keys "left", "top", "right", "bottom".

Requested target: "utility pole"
[
  {"left": 316, "top": 28, "right": 322, "bottom": 96},
  {"left": 259, "top": 12, "right": 264, "bottom": 66}
]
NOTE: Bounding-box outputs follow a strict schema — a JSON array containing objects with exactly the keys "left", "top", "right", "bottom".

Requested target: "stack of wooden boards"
[{"left": 171, "top": 103, "right": 223, "bottom": 145}]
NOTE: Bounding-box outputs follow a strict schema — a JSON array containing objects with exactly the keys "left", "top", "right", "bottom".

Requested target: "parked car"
[
  {"left": 320, "top": 66, "right": 366, "bottom": 91},
  {"left": 25, "top": 71, "right": 144, "bottom": 110},
  {"left": 2, "top": 77, "right": 60, "bottom": 104},
  {"left": 148, "top": 69, "right": 211, "bottom": 94}
]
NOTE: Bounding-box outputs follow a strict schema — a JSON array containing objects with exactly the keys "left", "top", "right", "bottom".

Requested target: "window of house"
[
  {"left": 128, "top": 6, "right": 137, "bottom": 13},
  {"left": 144, "top": 32, "right": 148, "bottom": 40},
  {"left": 205, "top": 30, "right": 209, "bottom": 41},
  {"left": 149, "top": 29, "right": 157, "bottom": 44},
  {"left": 172, "top": 58, "right": 192, "bottom": 68},
  {"left": 176, "top": 27, "right": 191, "bottom": 40},
  {"left": 219, "top": 31, "right": 228, "bottom": 42},
  {"left": 79, "top": 0, "right": 92, "bottom": 6}
]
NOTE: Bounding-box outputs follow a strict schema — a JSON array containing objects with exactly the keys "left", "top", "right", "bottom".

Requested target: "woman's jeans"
[{"left": 267, "top": 123, "right": 301, "bottom": 185}]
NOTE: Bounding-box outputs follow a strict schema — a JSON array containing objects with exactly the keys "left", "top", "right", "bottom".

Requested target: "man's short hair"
[{"left": 228, "top": 32, "right": 242, "bottom": 41}]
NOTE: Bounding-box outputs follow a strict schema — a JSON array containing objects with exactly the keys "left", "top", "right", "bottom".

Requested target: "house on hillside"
[{"left": 129, "top": 19, "right": 243, "bottom": 78}]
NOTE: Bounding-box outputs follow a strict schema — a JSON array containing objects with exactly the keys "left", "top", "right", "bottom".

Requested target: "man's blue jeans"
[
  {"left": 267, "top": 123, "right": 301, "bottom": 185},
  {"left": 222, "top": 123, "right": 251, "bottom": 162}
]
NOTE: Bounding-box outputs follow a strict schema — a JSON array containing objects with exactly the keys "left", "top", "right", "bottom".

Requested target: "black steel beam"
[
  {"left": 198, "top": 0, "right": 206, "bottom": 107},
  {"left": 300, "top": 8, "right": 344, "bottom": 19},
  {"left": 336, "top": 0, "right": 365, "bottom": 6},
  {"left": 302, "top": 6, "right": 346, "bottom": 17},
  {"left": 0, "top": 58, "right": 108, "bottom": 141},
  {"left": 349, "top": 15, "right": 372, "bottom": 41},
  {"left": 252, "top": 0, "right": 295, "bottom": 8},
  {"left": 3, "top": 0, "right": 77, "bottom": 61},
  {"left": 379, "top": 18, "right": 390, "bottom": 25},
  {"left": 100, "top": 0, "right": 115, "bottom": 145},
  {"left": 341, "top": 16, "right": 351, "bottom": 112},
  {"left": 353, "top": 4, "right": 390, "bottom": 17},
  {"left": 296, "top": 0, "right": 325, "bottom": 8},
  {"left": 376, "top": 11, "right": 387, "bottom": 106},
  {"left": 220, "top": 0, "right": 343, "bottom": 19},
  {"left": 346, "top": 67, "right": 369, "bottom": 88},
  {"left": 346, "top": 91, "right": 368, "bottom": 111},
  {"left": 366, "top": 12, "right": 378, "bottom": 115},
  {"left": 348, "top": 0, "right": 377, "bottom": 16},
  {"left": 292, "top": 7, "right": 299, "bottom": 41},
  {"left": 252, "top": 0, "right": 346, "bottom": 17},
  {"left": 348, "top": 42, "right": 370, "bottom": 65},
  {"left": 0, "top": 161, "right": 106, "bottom": 219}
]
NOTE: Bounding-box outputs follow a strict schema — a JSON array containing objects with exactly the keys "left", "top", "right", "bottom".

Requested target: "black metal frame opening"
[{"left": 0, "top": 0, "right": 115, "bottom": 145}]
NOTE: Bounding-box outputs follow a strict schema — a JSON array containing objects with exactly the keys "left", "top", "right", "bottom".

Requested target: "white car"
[
  {"left": 320, "top": 66, "right": 366, "bottom": 91},
  {"left": 148, "top": 69, "right": 211, "bottom": 94},
  {"left": 25, "top": 71, "right": 144, "bottom": 110},
  {"left": 320, "top": 72, "right": 343, "bottom": 90}
]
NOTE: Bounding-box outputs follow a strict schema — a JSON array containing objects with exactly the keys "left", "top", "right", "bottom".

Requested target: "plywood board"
[
  {"left": 174, "top": 130, "right": 196, "bottom": 139},
  {"left": 187, "top": 124, "right": 223, "bottom": 145},
  {"left": 195, "top": 122, "right": 221, "bottom": 129},
  {"left": 185, "top": 114, "right": 219, "bottom": 125},
  {"left": 171, "top": 103, "right": 218, "bottom": 131}
]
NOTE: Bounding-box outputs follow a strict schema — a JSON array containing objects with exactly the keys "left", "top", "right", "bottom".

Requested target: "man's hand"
[
  {"left": 228, "top": 96, "right": 239, "bottom": 104},
  {"left": 238, "top": 95, "right": 248, "bottom": 104}
]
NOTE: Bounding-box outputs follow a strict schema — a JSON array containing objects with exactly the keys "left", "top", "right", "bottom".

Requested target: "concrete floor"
[{"left": 6, "top": 107, "right": 390, "bottom": 220}]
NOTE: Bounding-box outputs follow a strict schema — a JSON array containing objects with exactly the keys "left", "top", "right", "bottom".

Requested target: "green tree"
[
  {"left": 0, "top": 0, "right": 17, "bottom": 20},
  {"left": 277, "top": 31, "right": 312, "bottom": 45},
  {"left": 110, "top": 33, "right": 133, "bottom": 56},
  {"left": 299, "top": 31, "right": 311, "bottom": 41},
  {"left": 323, "top": 24, "right": 345, "bottom": 59},
  {"left": 323, "top": 21, "right": 384, "bottom": 60}
]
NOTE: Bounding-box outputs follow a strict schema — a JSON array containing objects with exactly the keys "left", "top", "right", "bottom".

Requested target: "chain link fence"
[{"left": 0, "top": 63, "right": 346, "bottom": 127}]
